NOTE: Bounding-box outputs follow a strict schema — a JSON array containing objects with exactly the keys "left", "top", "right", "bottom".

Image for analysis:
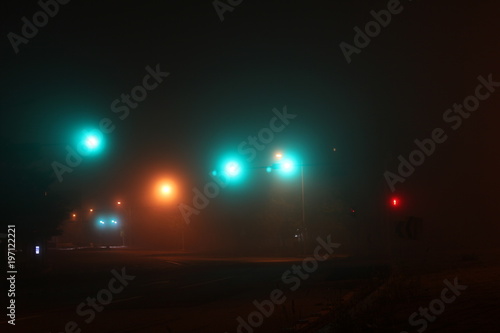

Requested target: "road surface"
[{"left": 5, "top": 248, "right": 389, "bottom": 333}]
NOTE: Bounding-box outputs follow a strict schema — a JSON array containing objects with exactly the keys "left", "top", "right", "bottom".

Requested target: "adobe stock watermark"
[
  {"left": 226, "top": 235, "right": 340, "bottom": 333},
  {"left": 339, "top": 0, "right": 412, "bottom": 64},
  {"left": 7, "top": 0, "right": 71, "bottom": 54},
  {"left": 51, "top": 267, "right": 135, "bottom": 333},
  {"left": 401, "top": 276, "right": 467, "bottom": 333},
  {"left": 385, "top": 73, "right": 499, "bottom": 192},
  {"left": 178, "top": 106, "right": 297, "bottom": 224},
  {"left": 51, "top": 64, "right": 169, "bottom": 183},
  {"left": 213, "top": 0, "right": 243, "bottom": 22}
]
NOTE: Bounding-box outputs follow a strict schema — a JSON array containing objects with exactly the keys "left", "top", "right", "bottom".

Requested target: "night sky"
[{"left": 2, "top": 0, "right": 499, "bottom": 250}]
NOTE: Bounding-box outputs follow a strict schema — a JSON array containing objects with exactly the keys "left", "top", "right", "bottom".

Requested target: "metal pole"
[
  {"left": 181, "top": 228, "right": 185, "bottom": 252},
  {"left": 123, "top": 206, "right": 131, "bottom": 247},
  {"left": 301, "top": 162, "right": 306, "bottom": 254},
  {"left": 175, "top": 202, "right": 185, "bottom": 252}
]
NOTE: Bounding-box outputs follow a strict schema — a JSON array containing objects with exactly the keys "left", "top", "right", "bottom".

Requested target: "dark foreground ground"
[
  {"left": 2, "top": 248, "right": 387, "bottom": 333},
  {"left": 332, "top": 250, "right": 500, "bottom": 333},
  {"left": 2, "top": 248, "right": 499, "bottom": 333}
]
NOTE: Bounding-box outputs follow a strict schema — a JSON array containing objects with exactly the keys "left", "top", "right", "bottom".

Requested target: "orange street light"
[
  {"left": 150, "top": 177, "right": 178, "bottom": 207},
  {"left": 161, "top": 185, "right": 172, "bottom": 195},
  {"left": 158, "top": 182, "right": 175, "bottom": 202}
]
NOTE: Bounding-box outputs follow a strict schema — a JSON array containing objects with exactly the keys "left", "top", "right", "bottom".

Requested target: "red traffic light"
[
  {"left": 391, "top": 197, "right": 400, "bottom": 207},
  {"left": 350, "top": 208, "right": 356, "bottom": 217}
]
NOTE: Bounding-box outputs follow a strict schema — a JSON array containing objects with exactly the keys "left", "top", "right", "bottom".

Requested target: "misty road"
[{"left": 8, "top": 248, "right": 388, "bottom": 333}]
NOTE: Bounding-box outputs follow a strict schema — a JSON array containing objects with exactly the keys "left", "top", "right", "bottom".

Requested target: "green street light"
[
  {"left": 84, "top": 135, "right": 100, "bottom": 150},
  {"left": 79, "top": 129, "right": 104, "bottom": 154},
  {"left": 224, "top": 161, "right": 241, "bottom": 177},
  {"left": 281, "top": 160, "right": 295, "bottom": 172}
]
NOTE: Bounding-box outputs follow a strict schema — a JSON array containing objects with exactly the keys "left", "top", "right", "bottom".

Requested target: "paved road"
[{"left": 4, "top": 248, "right": 390, "bottom": 333}]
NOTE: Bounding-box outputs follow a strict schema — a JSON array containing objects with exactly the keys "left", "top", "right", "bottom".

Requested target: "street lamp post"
[
  {"left": 116, "top": 201, "right": 130, "bottom": 247},
  {"left": 158, "top": 181, "right": 185, "bottom": 251},
  {"left": 177, "top": 215, "right": 185, "bottom": 252},
  {"left": 300, "top": 160, "right": 306, "bottom": 253},
  {"left": 274, "top": 152, "right": 307, "bottom": 254}
]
